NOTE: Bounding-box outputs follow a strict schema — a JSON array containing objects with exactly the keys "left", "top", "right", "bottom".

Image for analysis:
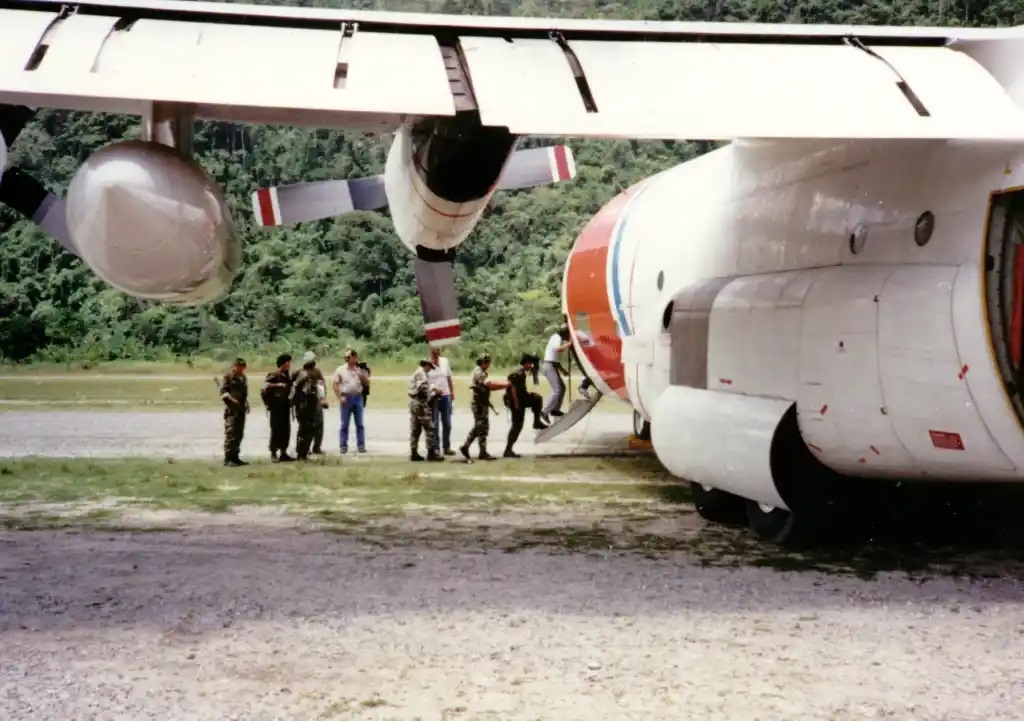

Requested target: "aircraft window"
[
  {"left": 661, "top": 301, "right": 674, "bottom": 331},
  {"left": 849, "top": 224, "right": 867, "bottom": 255},
  {"left": 914, "top": 211, "right": 935, "bottom": 247},
  {"left": 656, "top": 270, "right": 664, "bottom": 291}
]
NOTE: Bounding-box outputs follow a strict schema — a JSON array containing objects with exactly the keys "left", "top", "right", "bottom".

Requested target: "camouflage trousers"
[
  {"left": 295, "top": 408, "right": 317, "bottom": 459},
  {"left": 312, "top": 403, "right": 324, "bottom": 452},
  {"left": 463, "top": 403, "right": 489, "bottom": 450},
  {"left": 223, "top": 408, "right": 246, "bottom": 458},
  {"left": 409, "top": 400, "right": 435, "bottom": 453}
]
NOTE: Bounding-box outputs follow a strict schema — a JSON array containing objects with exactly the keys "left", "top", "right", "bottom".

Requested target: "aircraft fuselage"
[{"left": 563, "top": 136, "right": 1024, "bottom": 536}]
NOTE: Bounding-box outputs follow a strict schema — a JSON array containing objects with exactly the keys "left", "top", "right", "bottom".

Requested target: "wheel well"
[{"left": 768, "top": 403, "right": 846, "bottom": 515}]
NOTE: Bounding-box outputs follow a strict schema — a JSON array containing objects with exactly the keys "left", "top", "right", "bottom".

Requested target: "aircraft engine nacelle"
[
  {"left": 384, "top": 115, "right": 517, "bottom": 259},
  {"left": 64, "top": 139, "right": 241, "bottom": 306}
]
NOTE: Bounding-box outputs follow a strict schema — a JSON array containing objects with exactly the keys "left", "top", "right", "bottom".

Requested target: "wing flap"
[
  {"left": 0, "top": 13, "right": 456, "bottom": 127},
  {"left": 460, "top": 36, "right": 1024, "bottom": 141}
]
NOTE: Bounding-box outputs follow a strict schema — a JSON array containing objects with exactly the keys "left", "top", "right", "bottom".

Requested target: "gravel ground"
[
  {"left": 0, "top": 408, "right": 631, "bottom": 460},
  {"left": 1, "top": 524, "right": 1022, "bottom": 721}
]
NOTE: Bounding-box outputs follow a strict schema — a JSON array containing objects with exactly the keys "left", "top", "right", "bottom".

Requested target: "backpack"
[{"left": 289, "top": 371, "right": 316, "bottom": 410}]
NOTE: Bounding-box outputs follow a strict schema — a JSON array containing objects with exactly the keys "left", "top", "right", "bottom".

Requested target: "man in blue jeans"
[
  {"left": 332, "top": 348, "right": 370, "bottom": 453},
  {"left": 427, "top": 345, "right": 455, "bottom": 456}
]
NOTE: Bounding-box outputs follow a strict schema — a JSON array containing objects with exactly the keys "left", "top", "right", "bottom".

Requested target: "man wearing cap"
[
  {"left": 332, "top": 348, "right": 370, "bottom": 454},
  {"left": 219, "top": 357, "right": 250, "bottom": 467},
  {"left": 297, "top": 350, "right": 328, "bottom": 455},
  {"left": 503, "top": 353, "right": 549, "bottom": 458},
  {"left": 408, "top": 358, "right": 443, "bottom": 462},
  {"left": 459, "top": 352, "right": 508, "bottom": 461},
  {"left": 262, "top": 353, "right": 295, "bottom": 463}
]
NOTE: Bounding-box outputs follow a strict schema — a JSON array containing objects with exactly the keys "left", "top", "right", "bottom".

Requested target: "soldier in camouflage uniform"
[
  {"left": 262, "top": 353, "right": 295, "bottom": 463},
  {"left": 408, "top": 358, "right": 443, "bottom": 462},
  {"left": 290, "top": 359, "right": 321, "bottom": 461},
  {"left": 294, "top": 351, "right": 328, "bottom": 454},
  {"left": 459, "top": 353, "right": 508, "bottom": 461},
  {"left": 220, "top": 357, "right": 250, "bottom": 467}
]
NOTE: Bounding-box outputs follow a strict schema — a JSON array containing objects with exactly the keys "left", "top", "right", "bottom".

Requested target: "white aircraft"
[{"left": 4, "top": 0, "right": 1024, "bottom": 545}]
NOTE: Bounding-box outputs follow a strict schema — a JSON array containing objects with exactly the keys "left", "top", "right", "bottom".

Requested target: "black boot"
[
  {"left": 503, "top": 446, "right": 520, "bottom": 459},
  {"left": 478, "top": 443, "right": 496, "bottom": 461},
  {"left": 459, "top": 443, "right": 471, "bottom": 461},
  {"left": 225, "top": 456, "right": 241, "bottom": 467},
  {"left": 411, "top": 450, "right": 425, "bottom": 462},
  {"left": 232, "top": 455, "right": 249, "bottom": 466},
  {"left": 279, "top": 452, "right": 295, "bottom": 462},
  {"left": 427, "top": 450, "right": 444, "bottom": 462}
]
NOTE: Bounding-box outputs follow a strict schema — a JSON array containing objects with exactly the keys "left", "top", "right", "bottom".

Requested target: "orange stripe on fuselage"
[{"left": 564, "top": 185, "right": 641, "bottom": 402}]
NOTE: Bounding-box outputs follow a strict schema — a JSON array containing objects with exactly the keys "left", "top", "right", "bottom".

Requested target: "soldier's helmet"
[{"left": 477, "top": 352, "right": 491, "bottom": 365}]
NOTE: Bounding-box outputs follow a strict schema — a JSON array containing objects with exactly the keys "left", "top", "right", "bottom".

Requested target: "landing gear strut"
[{"left": 633, "top": 410, "right": 651, "bottom": 441}]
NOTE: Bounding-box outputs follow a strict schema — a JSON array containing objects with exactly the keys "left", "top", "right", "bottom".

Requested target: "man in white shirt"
[
  {"left": 332, "top": 347, "right": 370, "bottom": 453},
  {"left": 427, "top": 345, "right": 455, "bottom": 456},
  {"left": 541, "top": 327, "right": 572, "bottom": 419}
]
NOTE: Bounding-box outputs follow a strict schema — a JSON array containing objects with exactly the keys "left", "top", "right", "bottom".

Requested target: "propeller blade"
[
  {"left": 0, "top": 166, "right": 75, "bottom": 254},
  {"left": 495, "top": 144, "right": 576, "bottom": 192},
  {"left": 252, "top": 175, "right": 388, "bottom": 227},
  {"left": 414, "top": 256, "right": 460, "bottom": 347},
  {"left": 0, "top": 104, "right": 35, "bottom": 150}
]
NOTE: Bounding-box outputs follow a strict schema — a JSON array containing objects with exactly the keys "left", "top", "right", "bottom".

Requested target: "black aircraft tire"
[
  {"left": 633, "top": 411, "right": 651, "bottom": 441},
  {"left": 691, "top": 484, "right": 747, "bottom": 525},
  {"left": 745, "top": 501, "right": 803, "bottom": 547}
]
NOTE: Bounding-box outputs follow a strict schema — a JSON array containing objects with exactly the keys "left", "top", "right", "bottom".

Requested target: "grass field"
[
  {"left": 0, "top": 374, "right": 631, "bottom": 413},
  {"left": 0, "top": 455, "right": 679, "bottom": 514}
]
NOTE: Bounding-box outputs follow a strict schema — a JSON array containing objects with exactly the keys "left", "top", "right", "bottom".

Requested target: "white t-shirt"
[
  {"left": 544, "top": 333, "right": 564, "bottom": 363},
  {"left": 333, "top": 364, "right": 366, "bottom": 396},
  {"left": 427, "top": 356, "right": 452, "bottom": 396}
]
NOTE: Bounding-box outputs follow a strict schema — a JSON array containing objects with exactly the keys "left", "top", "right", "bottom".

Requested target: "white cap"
[{"left": 303, "top": 351, "right": 316, "bottom": 363}]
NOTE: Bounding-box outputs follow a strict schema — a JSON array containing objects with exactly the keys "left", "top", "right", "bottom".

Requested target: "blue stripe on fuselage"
[{"left": 608, "top": 183, "right": 650, "bottom": 337}]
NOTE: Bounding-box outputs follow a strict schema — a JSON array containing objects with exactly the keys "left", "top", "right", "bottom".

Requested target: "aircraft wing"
[{"left": 2, "top": 0, "right": 1024, "bottom": 140}]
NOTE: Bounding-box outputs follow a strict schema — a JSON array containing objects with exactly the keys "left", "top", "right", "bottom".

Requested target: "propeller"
[
  {"left": 0, "top": 104, "right": 75, "bottom": 253},
  {"left": 250, "top": 143, "right": 578, "bottom": 346}
]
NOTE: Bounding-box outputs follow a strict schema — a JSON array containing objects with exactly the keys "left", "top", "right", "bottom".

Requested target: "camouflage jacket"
[
  {"left": 289, "top": 368, "right": 320, "bottom": 414},
  {"left": 470, "top": 366, "right": 490, "bottom": 409},
  {"left": 407, "top": 368, "right": 431, "bottom": 404},
  {"left": 220, "top": 372, "right": 248, "bottom": 412}
]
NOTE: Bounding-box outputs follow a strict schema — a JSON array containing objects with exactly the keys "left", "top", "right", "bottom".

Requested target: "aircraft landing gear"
[
  {"left": 633, "top": 410, "right": 651, "bottom": 441},
  {"left": 690, "top": 483, "right": 747, "bottom": 525},
  {"left": 689, "top": 405, "right": 853, "bottom": 547}
]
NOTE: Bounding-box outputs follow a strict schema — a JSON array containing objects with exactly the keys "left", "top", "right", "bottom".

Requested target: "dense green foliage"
[{"left": 3, "top": 0, "right": 1024, "bottom": 367}]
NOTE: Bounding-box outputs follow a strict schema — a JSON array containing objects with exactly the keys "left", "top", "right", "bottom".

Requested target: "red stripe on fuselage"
[{"left": 564, "top": 185, "right": 642, "bottom": 402}]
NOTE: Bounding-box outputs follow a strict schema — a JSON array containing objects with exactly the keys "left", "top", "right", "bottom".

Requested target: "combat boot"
[
  {"left": 427, "top": 449, "right": 444, "bottom": 462},
  {"left": 279, "top": 452, "right": 295, "bottom": 462},
  {"left": 479, "top": 438, "right": 495, "bottom": 462},
  {"left": 231, "top": 455, "right": 249, "bottom": 466},
  {"left": 503, "top": 447, "right": 521, "bottom": 459},
  {"left": 224, "top": 456, "right": 241, "bottom": 467},
  {"left": 411, "top": 450, "right": 425, "bottom": 462},
  {"left": 459, "top": 444, "right": 471, "bottom": 461}
]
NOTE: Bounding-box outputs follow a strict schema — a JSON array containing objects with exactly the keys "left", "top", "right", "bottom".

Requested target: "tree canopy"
[{"left": 2, "top": 0, "right": 1022, "bottom": 367}]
